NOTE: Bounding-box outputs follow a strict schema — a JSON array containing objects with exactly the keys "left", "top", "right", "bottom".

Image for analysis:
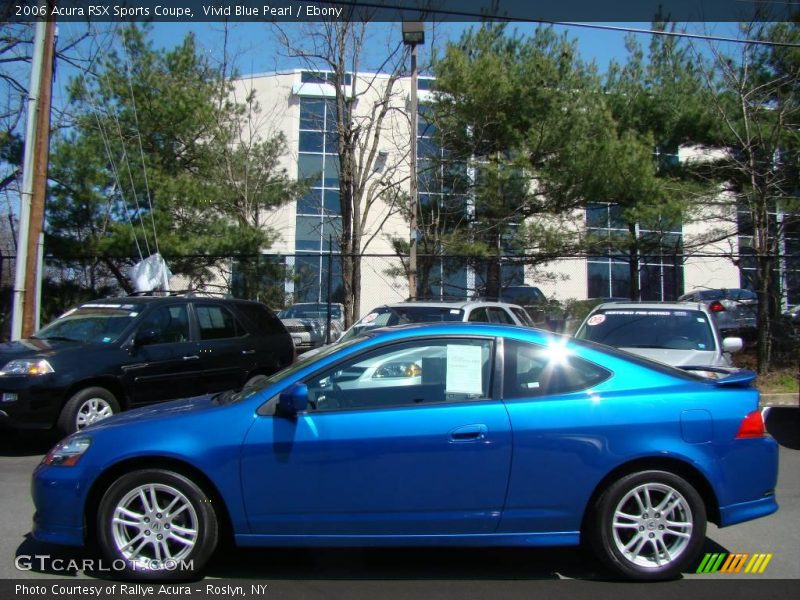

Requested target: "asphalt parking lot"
[{"left": 0, "top": 408, "right": 797, "bottom": 590}]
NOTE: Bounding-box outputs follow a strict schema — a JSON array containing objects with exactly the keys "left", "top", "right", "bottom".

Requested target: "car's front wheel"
[
  {"left": 96, "top": 469, "right": 218, "bottom": 580},
  {"left": 589, "top": 470, "right": 707, "bottom": 580},
  {"left": 57, "top": 387, "right": 120, "bottom": 435}
]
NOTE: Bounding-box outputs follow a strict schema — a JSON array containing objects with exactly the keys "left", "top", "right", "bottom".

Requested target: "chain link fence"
[{"left": 0, "top": 251, "right": 798, "bottom": 348}]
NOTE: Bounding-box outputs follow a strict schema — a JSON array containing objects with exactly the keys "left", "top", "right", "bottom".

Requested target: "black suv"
[{"left": 0, "top": 295, "right": 294, "bottom": 435}]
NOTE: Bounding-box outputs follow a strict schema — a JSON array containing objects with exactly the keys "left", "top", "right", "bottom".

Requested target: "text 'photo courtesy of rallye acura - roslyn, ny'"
[{"left": 30, "top": 323, "right": 778, "bottom": 581}]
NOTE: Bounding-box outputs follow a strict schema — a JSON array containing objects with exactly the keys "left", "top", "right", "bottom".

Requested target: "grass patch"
[{"left": 733, "top": 351, "right": 800, "bottom": 394}]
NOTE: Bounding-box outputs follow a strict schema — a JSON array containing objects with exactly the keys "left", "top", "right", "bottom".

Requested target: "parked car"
[
  {"left": 32, "top": 323, "right": 778, "bottom": 581},
  {"left": 677, "top": 288, "right": 758, "bottom": 340},
  {"left": 573, "top": 301, "right": 744, "bottom": 378},
  {"left": 475, "top": 284, "right": 566, "bottom": 331},
  {"left": 278, "top": 302, "right": 345, "bottom": 351},
  {"left": 0, "top": 294, "right": 294, "bottom": 435}
]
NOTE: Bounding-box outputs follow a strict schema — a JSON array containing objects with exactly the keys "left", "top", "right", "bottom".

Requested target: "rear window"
[
  {"left": 500, "top": 287, "right": 546, "bottom": 305},
  {"left": 235, "top": 302, "right": 287, "bottom": 336},
  {"left": 576, "top": 309, "right": 716, "bottom": 351}
]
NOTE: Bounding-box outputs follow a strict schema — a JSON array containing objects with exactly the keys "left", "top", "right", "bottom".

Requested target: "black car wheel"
[
  {"left": 96, "top": 469, "right": 218, "bottom": 580},
  {"left": 589, "top": 470, "right": 707, "bottom": 580},
  {"left": 57, "top": 387, "right": 120, "bottom": 435}
]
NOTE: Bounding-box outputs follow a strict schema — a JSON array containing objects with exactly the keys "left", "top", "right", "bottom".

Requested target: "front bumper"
[
  {"left": 0, "top": 376, "right": 62, "bottom": 429},
  {"left": 30, "top": 463, "right": 88, "bottom": 547}
]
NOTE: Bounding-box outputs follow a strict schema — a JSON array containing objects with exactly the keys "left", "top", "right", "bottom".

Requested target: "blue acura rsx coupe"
[{"left": 31, "top": 323, "right": 778, "bottom": 581}]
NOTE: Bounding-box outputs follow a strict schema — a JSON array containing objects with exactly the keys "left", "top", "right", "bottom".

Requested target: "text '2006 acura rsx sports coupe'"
[{"left": 31, "top": 323, "right": 778, "bottom": 581}]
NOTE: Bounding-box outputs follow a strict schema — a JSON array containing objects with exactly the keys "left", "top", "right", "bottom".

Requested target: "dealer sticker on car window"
[{"left": 587, "top": 314, "right": 606, "bottom": 326}]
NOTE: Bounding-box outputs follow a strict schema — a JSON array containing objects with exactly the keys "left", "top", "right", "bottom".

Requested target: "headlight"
[
  {"left": 41, "top": 436, "right": 92, "bottom": 467},
  {"left": 0, "top": 359, "right": 54, "bottom": 376},
  {"left": 373, "top": 362, "right": 422, "bottom": 379}
]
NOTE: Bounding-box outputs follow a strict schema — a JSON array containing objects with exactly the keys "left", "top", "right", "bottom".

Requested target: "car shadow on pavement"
[
  {"left": 204, "top": 545, "right": 595, "bottom": 581},
  {"left": 0, "top": 430, "right": 56, "bottom": 457},
  {"left": 765, "top": 407, "right": 800, "bottom": 450}
]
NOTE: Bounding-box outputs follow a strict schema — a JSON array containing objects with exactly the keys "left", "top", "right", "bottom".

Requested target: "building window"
[
  {"left": 586, "top": 203, "right": 684, "bottom": 300},
  {"left": 737, "top": 203, "right": 800, "bottom": 308},
  {"left": 296, "top": 96, "right": 344, "bottom": 303}
]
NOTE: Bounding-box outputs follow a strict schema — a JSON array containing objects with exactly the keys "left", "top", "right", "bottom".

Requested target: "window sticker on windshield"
[
  {"left": 102, "top": 337, "right": 112, "bottom": 343},
  {"left": 698, "top": 344, "right": 706, "bottom": 349},
  {"left": 673, "top": 311, "right": 687, "bottom": 316},
  {"left": 697, "top": 318, "right": 705, "bottom": 323},
  {"left": 445, "top": 344, "right": 483, "bottom": 395},
  {"left": 449, "top": 309, "right": 460, "bottom": 314},
  {"left": 129, "top": 312, "right": 139, "bottom": 317},
  {"left": 587, "top": 314, "right": 606, "bottom": 326},
  {"left": 361, "top": 312, "right": 378, "bottom": 324}
]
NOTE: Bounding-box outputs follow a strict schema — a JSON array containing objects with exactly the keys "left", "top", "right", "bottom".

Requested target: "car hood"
[
  {"left": 618, "top": 347, "right": 725, "bottom": 367},
  {"left": 0, "top": 337, "right": 86, "bottom": 362},
  {"left": 83, "top": 393, "right": 221, "bottom": 431}
]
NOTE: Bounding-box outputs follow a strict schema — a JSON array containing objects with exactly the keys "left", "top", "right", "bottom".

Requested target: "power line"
[{"left": 321, "top": 0, "right": 800, "bottom": 48}]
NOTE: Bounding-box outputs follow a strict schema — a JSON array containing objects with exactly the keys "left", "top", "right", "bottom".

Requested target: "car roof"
[
  {"left": 382, "top": 300, "right": 526, "bottom": 310},
  {"left": 592, "top": 301, "right": 708, "bottom": 312}
]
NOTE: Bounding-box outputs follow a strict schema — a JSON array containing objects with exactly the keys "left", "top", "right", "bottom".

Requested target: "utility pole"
[
  {"left": 12, "top": 9, "right": 56, "bottom": 339},
  {"left": 25, "top": 13, "right": 56, "bottom": 336},
  {"left": 402, "top": 21, "right": 424, "bottom": 301}
]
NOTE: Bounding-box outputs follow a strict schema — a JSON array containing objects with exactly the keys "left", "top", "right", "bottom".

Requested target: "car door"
[
  {"left": 122, "top": 302, "right": 203, "bottom": 404},
  {"left": 496, "top": 338, "right": 613, "bottom": 535},
  {"left": 192, "top": 302, "right": 250, "bottom": 393},
  {"left": 240, "top": 337, "right": 513, "bottom": 536}
]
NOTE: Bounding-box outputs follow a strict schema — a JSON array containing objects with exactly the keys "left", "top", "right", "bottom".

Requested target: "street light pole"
[{"left": 403, "top": 21, "right": 424, "bottom": 301}]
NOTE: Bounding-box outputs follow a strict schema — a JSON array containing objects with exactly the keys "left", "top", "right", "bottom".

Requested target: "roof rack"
[{"left": 124, "top": 289, "right": 231, "bottom": 298}]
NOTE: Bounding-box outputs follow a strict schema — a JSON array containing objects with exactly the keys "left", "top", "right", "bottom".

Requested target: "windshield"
[
  {"left": 500, "top": 287, "right": 546, "bottom": 304},
  {"left": 281, "top": 304, "right": 342, "bottom": 320},
  {"left": 575, "top": 309, "right": 716, "bottom": 351},
  {"left": 339, "top": 305, "right": 465, "bottom": 343},
  {"left": 35, "top": 304, "right": 141, "bottom": 343}
]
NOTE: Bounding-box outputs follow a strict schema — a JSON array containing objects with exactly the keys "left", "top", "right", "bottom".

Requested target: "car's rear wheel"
[
  {"left": 590, "top": 470, "right": 706, "bottom": 580},
  {"left": 57, "top": 387, "right": 120, "bottom": 436},
  {"left": 97, "top": 469, "right": 218, "bottom": 580}
]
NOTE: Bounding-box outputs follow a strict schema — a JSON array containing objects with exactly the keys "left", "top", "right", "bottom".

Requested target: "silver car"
[{"left": 573, "top": 301, "right": 743, "bottom": 378}]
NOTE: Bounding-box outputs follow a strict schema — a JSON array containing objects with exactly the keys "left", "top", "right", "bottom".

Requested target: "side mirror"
[
  {"left": 277, "top": 383, "right": 308, "bottom": 417},
  {"left": 722, "top": 337, "right": 744, "bottom": 353},
  {"left": 134, "top": 329, "right": 162, "bottom": 347}
]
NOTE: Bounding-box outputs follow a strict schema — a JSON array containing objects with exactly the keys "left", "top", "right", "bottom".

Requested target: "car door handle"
[
  {"left": 449, "top": 424, "right": 488, "bottom": 443},
  {"left": 182, "top": 355, "right": 200, "bottom": 361},
  {"left": 241, "top": 349, "right": 256, "bottom": 355}
]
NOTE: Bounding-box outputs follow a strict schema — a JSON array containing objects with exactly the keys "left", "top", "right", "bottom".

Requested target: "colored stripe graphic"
[{"left": 697, "top": 552, "right": 771, "bottom": 574}]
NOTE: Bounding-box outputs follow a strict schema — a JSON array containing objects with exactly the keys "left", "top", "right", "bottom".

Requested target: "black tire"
[
  {"left": 589, "top": 470, "right": 707, "bottom": 580},
  {"left": 243, "top": 374, "right": 269, "bottom": 389},
  {"left": 57, "top": 387, "right": 120, "bottom": 436},
  {"left": 96, "top": 469, "right": 218, "bottom": 581}
]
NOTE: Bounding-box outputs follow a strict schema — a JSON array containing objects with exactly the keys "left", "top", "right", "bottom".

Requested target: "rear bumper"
[{"left": 719, "top": 495, "right": 778, "bottom": 527}]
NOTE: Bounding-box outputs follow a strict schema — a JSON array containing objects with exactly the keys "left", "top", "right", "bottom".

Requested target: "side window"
[
  {"left": 511, "top": 307, "right": 534, "bottom": 327},
  {"left": 304, "top": 339, "right": 493, "bottom": 412},
  {"left": 235, "top": 303, "right": 285, "bottom": 335},
  {"left": 137, "top": 304, "right": 190, "bottom": 343},
  {"left": 489, "top": 307, "right": 514, "bottom": 324},
  {"left": 468, "top": 307, "right": 490, "bottom": 322},
  {"left": 195, "top": 304, "right": 242, "bottom": 340},
  {"left": 503, "top": 339, "right": 610, "bottom": 399}
]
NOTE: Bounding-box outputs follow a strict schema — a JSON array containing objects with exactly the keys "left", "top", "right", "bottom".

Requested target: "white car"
[
  {"left": 299, "top": 299, "right": 534, "bottom": 361},
  {"left": 573, "top": 301, "right": 743, "bottom": 378}
]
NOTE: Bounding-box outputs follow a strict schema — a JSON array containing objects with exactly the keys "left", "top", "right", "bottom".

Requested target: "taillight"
[
  {"left": 709, "top": 300, "right": 726, "bottom": 313},
  {"left": 736, "top": 410, "right": 766, "bottom": 438}
]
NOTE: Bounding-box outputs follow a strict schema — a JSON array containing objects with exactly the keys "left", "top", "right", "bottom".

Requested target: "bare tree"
[
  {"left": 275, "top": 19, "right": 410, "bottom": 326},
  {"left": 692, "top": 22, "right": 800, "bottom": 372}
]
